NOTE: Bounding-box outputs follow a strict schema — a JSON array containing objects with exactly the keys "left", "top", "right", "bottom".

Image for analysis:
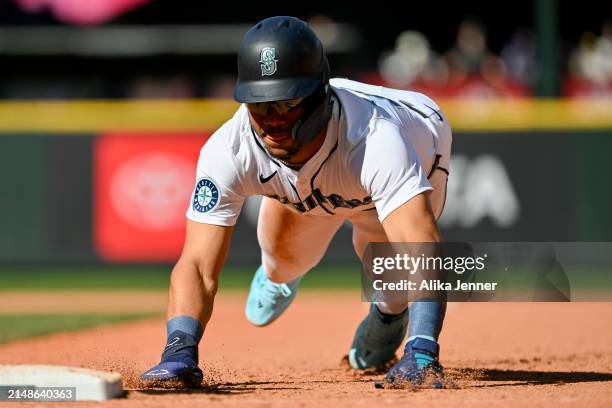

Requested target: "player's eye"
[{"left": 248, "top": 97, "right": 304, "bottom": 115}]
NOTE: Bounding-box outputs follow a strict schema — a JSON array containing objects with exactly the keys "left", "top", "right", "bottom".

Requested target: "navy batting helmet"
[
  {"left": 234, "top": 16, "right": 333, "bottom": 143},
  {"left": 234, "top": 16, "right": 330, "bottom": 103}
]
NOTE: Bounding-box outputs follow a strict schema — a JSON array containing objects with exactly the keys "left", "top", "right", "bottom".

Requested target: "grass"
[
  {"left": 0, "top": 313, "right": 155, "bottom": 344},
  {"left": 0, "top": 264, "right": 610, "bottom": 292},
  {"left": 0, "top": 263, "right": 609, "bottom": 343},
  {"left": 0, "top": 265, "right": 362, "bottom": 343},
  {"left": 0, "top": 265, "right": 362, "bottom": 291}
]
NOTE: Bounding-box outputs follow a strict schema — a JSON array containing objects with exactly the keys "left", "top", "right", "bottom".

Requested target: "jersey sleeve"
[
  {"left": 360, "top": 119, "right": 433, "bottom": 222},
  {"left": 186, "top": 127, "right": 245, "bottom": 226}
]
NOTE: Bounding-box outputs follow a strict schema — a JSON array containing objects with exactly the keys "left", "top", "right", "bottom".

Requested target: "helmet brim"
[{"left": 234, "top": 77, "right": 321, "bottom": 103}]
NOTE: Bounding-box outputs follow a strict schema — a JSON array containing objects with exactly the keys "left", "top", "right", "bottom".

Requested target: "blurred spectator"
[
  {"left": 444, "top": 16, "right": 491, "bottom": 80},
  {"left": 500, "top": 28, "right": 537, "bottom": 87},
  {"left": 442, "top": 16, "right": 527, "bottom": 98},
  {"left": 566, "top": 20, "right": 612, "bottom": 97},
  {"left": 378, "top": 30, "right": 448, "bottom": 87}
]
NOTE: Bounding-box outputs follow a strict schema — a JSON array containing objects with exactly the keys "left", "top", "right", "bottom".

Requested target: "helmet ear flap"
[
  {"left": 291, "top": 88, "right": 333, "bottom": 144},
  {"left": 290, "top": 119, "right": 303, "bottom": 140}
]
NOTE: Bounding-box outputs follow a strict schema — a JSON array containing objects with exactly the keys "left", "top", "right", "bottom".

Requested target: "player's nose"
[{"left": 262, "top": 108, "right": 287, "bottom": 127}]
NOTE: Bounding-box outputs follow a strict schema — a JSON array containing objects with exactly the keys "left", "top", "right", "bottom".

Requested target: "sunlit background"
[{"left": 0, "top": 0, "right": 611, "bottom": 267}]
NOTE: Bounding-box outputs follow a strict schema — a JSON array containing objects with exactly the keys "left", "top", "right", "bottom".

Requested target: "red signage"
[
  {"left": 94, "top": 132, "right": 209, "bottom": 262},
  {"left": 14, "top": 0, "right": 152, "bottom": 26}
]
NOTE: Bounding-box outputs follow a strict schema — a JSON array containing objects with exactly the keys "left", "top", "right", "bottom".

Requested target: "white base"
[{"left": 0, "top": 365, "right": 124, "bottom": 401}]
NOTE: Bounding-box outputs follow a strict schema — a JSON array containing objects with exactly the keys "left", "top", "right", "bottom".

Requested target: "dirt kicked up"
[{"left": 1, "top": 292, "right": 611, "bottom": 408}]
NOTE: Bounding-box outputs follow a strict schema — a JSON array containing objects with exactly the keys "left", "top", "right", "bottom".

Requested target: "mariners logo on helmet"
[
  {"left": 259, "top": 47, "right": 278, "bottom": 76},
  {"left": 192, "top": 178, "right": 219, "bottom": 213}
]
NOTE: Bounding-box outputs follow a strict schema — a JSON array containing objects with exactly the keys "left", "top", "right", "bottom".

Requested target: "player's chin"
[
  {"left": 266, "top": 146, "right": 293, "bottom": 160},
  {"left": 264, "top": 142, "right": 300, "bottom": 160}
]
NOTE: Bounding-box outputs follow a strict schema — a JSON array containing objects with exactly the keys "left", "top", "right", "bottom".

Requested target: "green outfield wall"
[{"left": 0, "top": 99, "right": 610, "bottom": 264}]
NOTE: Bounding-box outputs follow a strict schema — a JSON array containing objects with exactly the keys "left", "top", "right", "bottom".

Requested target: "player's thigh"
[{"left": 257, "top": 197, "right": 345, "bottom": 281}]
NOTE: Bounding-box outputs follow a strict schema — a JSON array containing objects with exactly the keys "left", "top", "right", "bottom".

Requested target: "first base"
[{"left": 0, "top": 365, "right": 124, "bottom": 401}]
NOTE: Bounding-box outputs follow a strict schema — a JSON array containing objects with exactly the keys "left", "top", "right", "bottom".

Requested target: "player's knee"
[{"left": 261, "top": 250, "right": 320, "bottom": 282}]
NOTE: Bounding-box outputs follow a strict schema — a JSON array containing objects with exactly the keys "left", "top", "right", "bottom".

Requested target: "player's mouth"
[{"left": 264, "top": 132, "right": 291, "bottom": 143}]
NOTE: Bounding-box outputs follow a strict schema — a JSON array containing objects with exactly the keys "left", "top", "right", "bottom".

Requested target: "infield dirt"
[{"left": 1, "top": 292, "right": 611, "bottom": 407}]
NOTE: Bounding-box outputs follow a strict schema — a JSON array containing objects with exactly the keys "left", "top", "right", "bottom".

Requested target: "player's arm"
[
  {"left": 360, "top": 119, "right": 439, "bottom": 243},
  {"left": 382, "top": 192, "right": 441, "bottom": 243},
  {"left": 167, "top": 120, "right": 246, "bottom": 330},
  {"left": 140, "top": 118, "right": 247, "bottom": 383},
  {"left": 167, "top": 219, "right": 233, "bottom": 329}
]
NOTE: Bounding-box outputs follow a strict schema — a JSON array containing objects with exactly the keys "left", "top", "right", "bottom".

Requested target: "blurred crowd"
[
  {"left": 127, "top": 16, "right": 612, "bottom": 100},
  {"left": 367, "top": 17, "right": 534, "bottom": 98},
  {"left": 362, "top": 17, "right": 612, "bottom": 98},
  {"left": 1, "top": 10, "right": 611, "bottom": 100},
  {"left": 104, "top": 16, "right": 612, "bottom": 99}
]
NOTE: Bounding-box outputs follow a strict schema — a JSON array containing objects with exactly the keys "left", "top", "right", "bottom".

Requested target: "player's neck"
[{"left": 281, "top": 128, "right": 327, "bottom": 169}]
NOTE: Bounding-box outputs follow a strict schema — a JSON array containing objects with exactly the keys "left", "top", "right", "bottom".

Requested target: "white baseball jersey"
[{"left": 187, "top": 78, "right": 450, "bottom": 226}]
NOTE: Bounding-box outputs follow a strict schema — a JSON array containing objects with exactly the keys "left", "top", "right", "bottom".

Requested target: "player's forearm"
[
  {"left": 383, "top": 193, "right": 441, "bottom": 243},
  {"left": 392, "top": 224, "right": 441, "bottom": 243},
  {"left": 166, "top": 257, "right": 219, "bottom": 330},
  {"left": 166, "top": 222, "right": 233, "bottom": 331}
]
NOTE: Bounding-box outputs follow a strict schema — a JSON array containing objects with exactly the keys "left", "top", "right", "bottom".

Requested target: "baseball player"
[{"left": 141, "top": 16, "right": 452, "bottom": 388}]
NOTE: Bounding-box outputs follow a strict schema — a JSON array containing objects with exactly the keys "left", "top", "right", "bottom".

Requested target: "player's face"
[{"left": 247, "top": 97, "right": 308, "bottom": 161}]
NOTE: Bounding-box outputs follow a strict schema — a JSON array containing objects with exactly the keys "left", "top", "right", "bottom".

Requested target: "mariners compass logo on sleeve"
[
  {"left": 192, "top": 178, "right": 219, "bottom": 213},
  {"left": 260, "top": 47, "right": 278, "bottom": 76}
]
